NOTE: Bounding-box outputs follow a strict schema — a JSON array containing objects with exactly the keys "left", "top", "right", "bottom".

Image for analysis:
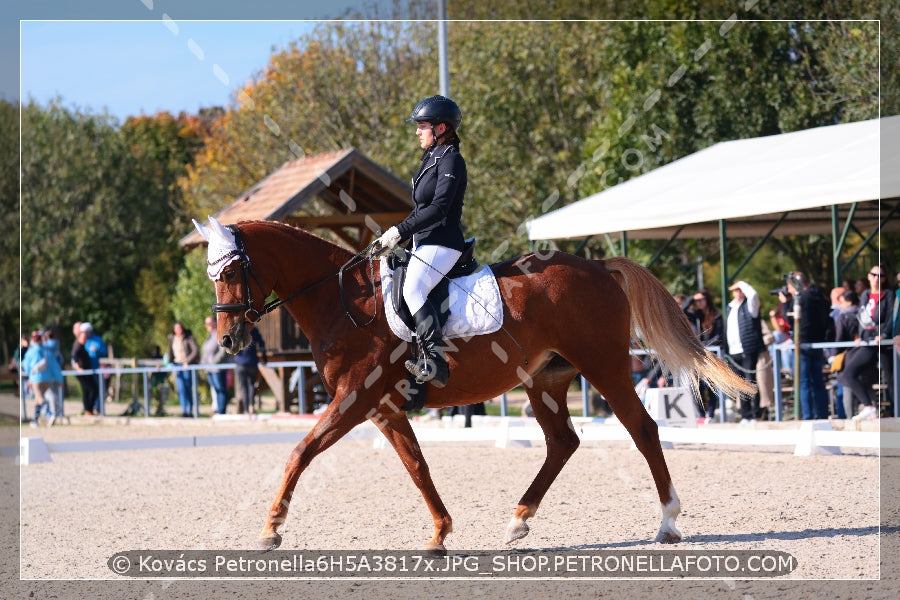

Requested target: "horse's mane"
[{"left": 237, "top": 219, "right": 355, "bottom": 261}]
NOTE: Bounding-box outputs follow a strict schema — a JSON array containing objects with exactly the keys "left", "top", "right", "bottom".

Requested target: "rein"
[{"left": 211, "top": 224, "right": 378, "bottom": 327}]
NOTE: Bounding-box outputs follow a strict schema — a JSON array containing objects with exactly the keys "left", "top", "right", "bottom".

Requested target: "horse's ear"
[
  {"left": 192, "top": 218, "right": 211, "bottom": 242},
  {"left": 207, "top": 216, "right": 236, "bottom": 246}
]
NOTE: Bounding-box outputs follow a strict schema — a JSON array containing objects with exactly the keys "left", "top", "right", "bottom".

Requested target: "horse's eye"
[{"left": 222, "top": 268, "right": 236, "bottom": 281}]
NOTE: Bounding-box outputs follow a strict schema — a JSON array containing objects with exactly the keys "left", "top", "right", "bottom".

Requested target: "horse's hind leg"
[
  {"left": 378, "top": 411, "right": 453, "bottom": 554},
  {"left": 506, "top": 365, "right": 580, "bottom": 544},
  {"left": 582, "top": 362, "right": 682, "bottom": 543}
]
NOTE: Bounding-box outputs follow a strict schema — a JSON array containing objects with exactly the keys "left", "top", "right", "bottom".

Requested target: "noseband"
[{"left": 209, "top": 224, "right": 378, "bottom": 327}]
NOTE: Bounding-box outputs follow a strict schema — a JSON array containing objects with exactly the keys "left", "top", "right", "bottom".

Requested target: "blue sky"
[
  {"left": 6, "top": 0, "right": 391, "bottom": 122},
  {"left": 21, "top": 21, "right": 318, "bottom": 121}
]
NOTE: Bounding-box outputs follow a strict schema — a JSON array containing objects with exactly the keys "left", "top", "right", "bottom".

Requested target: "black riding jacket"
[{"left": 395, "top": 143, "right": 466, "bottom": 252}]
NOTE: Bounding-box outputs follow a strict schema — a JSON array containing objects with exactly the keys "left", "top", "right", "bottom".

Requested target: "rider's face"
[{"left": 414, "top": 121, "right": 446, "bottom": 149}]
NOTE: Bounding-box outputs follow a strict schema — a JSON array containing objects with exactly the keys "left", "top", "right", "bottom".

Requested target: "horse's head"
[{"left": 193, "top": 217, "right": 272, "bottom": 354}]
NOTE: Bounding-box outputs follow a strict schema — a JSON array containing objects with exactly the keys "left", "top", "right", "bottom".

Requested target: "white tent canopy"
[{"left": 527, "top": 116, "right": 900, "bottom": 241}]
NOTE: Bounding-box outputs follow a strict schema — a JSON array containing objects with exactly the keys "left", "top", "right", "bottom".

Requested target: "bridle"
[{"left": 210, "top": 224, "right": 378, "bottom": 326}]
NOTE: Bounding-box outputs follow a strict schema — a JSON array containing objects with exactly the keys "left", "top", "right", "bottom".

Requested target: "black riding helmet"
[{"left": 406, "top": 95, "right": 462, "bottom": 131}]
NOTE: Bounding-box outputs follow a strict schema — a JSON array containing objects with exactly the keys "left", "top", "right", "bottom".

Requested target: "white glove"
[{"left": 371, "top": 226, "right": 401, "bottom": 257}]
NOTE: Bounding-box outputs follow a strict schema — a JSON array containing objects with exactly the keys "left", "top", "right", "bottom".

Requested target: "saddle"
[{"left": 387, "top": 238, "right": 479, "bottom": 333}]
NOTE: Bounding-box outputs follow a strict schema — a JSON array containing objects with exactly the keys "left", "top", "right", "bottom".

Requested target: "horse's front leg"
[
  {"left": 258, "top": 392, "right": 368, "bottom": 551},
  {"left": 378, "top": 410, "right": 452, "bottom": 555}
]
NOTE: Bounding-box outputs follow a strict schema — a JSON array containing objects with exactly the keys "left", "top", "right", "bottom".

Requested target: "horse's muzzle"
[{"left": 220, "top": 321, "right": 251, "bottom": 354}]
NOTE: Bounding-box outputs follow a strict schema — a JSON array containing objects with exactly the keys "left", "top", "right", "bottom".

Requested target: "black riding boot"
[{"left": 405, "top": 300, "right": 450, "bottom": 387}]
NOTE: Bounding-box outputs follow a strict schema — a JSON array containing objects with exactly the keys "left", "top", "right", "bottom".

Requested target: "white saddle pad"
[{"left": 380, "top": 258, "right": 504, "bottom": 342}]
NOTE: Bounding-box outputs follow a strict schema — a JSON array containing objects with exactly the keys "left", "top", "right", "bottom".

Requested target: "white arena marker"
[
  {"left": 19, "top": 437, "right": 52, "bottom": 464},
  {"left": 794, "top": 421, "right": 841, "bottom": 456}
]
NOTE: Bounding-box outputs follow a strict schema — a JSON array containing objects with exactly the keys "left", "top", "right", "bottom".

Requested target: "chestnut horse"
[{"left": 193, "top": 218, "right": 753, "bottom": 553}]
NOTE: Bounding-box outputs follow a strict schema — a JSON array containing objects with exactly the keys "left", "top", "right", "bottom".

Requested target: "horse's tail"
[{"left": 603, "top": 256, "right": 756, "bottom": 399}]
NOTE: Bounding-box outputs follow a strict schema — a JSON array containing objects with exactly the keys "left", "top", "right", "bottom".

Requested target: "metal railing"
[{"left": 18, "top": 341, "right": 897, "bottom": 421}]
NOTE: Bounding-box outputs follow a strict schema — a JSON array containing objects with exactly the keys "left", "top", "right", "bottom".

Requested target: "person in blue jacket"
[
  {"left": 22, "top": 331, "right": 64, "bottom": 425},
  {"left": 372, "top": 95, "right": 467, "bottom": 387}
]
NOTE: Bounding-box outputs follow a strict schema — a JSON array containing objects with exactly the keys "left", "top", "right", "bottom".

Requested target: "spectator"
[
  {"left": 756, "top": 320, "right": 776, "bottom": 421},
  {"left": 149, "top": 345, "right": 170, "bottom": 416},
  {"left": 201, "top": 316, "right": 230, "bottom": 414},
  {"left": 769, "top": 288, "right": 794, "bottom": 373},
  {"left": 684, "top": 289, "right": 724, "bottom": 418},
  {"left": 784, "top": 271, "right": 831, "bottom": 420},
  {"left": 41, "top": 328, "right": 65, "bottom": 405},
  {"left": 894, "top": 271, "right": 900, "bottom": 409},
  {"left": 81, "top": 322, "right": 109, "bottom": 405},
  {"left": 72, "top": 324, "right": 99, "bottom": 415},
  {"left": 724, "top": 280, "right": 764, "bottom": 422},
  {"left": 11, "top": 334, "right": 30, "bottom": 399},
  {"left": 831, "top": 289, "right": 860, "bottom": 419},
  {"left": 29, "top": 331, "right": 64, "bottom": 426},
  {"left": 234, "top": 327, "right": 267, "bottom": 416},
  {"left": 842, "top": 265, "right": 895, "bottom": 419},
  {"left": 20, "top": 332, "right": 46, "bottom": 425},
  {"left": 167, "top": 322, "right": 200, "bottom": 417}
]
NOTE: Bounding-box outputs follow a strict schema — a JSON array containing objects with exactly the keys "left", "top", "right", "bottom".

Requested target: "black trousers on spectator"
[
  {"left": 76, "top": 373, "right": 98, "bottom": 413},
  {"left": 839, "top": 346, "right": 880, "bottom": 408},
  {"left": 729, "top": 351, "right": 760, "bottom": 420}
]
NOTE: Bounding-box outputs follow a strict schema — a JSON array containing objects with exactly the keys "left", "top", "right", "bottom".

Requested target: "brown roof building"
[
  {"left": 181, "top": 149, "right": 413, "bottom": 412},
  {"left": 181, "top": 147, "right": 412, "bottom": 251}
]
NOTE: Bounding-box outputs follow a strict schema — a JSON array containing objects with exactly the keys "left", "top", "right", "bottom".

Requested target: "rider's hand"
[{"left": 371, "top": 226, "right": 401, "bottom": 258}]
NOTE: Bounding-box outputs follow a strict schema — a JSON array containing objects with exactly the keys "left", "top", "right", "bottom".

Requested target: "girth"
[{"left": 388, "top": 238, "right": 479, "bottom": 333}]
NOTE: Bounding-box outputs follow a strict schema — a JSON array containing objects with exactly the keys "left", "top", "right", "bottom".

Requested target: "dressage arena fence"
[
  {"left": 9, "top": 412, "right": 898, "bottom": 465},
  {"left": 10, "top": 340, "right": 897, "bottom": 464},
  {"left": 21, "top": 339, "right": 898, "bottom": 421}
]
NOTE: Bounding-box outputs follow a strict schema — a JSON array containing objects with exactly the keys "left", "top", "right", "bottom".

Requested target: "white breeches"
[{"left": 402, "top": 244, "right": 462, "bottom": 315}]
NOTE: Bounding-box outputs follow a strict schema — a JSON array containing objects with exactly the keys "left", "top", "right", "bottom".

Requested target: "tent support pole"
[
  {"left": 620, "top": 231, "right": 628, "bottom": 257},
  {"left": 646, "top": 226, "right": 685, "bottom": 269},
  {"left": 573, "top": 235, "right": 594, "bottom": 257},
  {"left": 843, "top": 201, "right": 899, "bottom": 272},
  {"left": 832, "top": 204, "right": 840, "bottom": 287},
  {"left": 718, "top": 218, "right": 728, "bottom": 318},
  {"left": 834, "top": 203, "right": 858, "bottom": 281},
  {"left": 729, "top": 213, "right": 789, "bottom": 281}
]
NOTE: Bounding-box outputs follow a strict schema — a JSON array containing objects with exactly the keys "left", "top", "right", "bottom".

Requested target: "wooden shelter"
[{"left": 180, "top": 147, "right": 412, "bottom": 412}]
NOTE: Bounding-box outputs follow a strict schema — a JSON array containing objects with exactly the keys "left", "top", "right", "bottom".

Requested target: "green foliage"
[
  {"left": 572, "top": 19, "right": 879, "bottom": 289},
  {"left": 10, "top": 1, "right": 893, "bottom": 361},
  {"left": 20, "top": 100, "right": 205, "bottom": 357},
  {"left": 180, "top": 19, "right": 436, "bottom": 225},
  {"left": 171, "top": 249, "right": 216, "bottom": 344},
  {"left": 0, "top": 100, "right": 19, "bottom": 359}
]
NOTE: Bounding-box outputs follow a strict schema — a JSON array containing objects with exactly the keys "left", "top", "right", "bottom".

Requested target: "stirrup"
[{"left": 405, "top": 357, "right": 436, "bottom": 384}]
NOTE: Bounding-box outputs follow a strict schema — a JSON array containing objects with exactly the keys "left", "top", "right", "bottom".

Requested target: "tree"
[
  {"left": 20, "top": 101, "right": 205, "bottom": 356},
  {"left": 180, "top": 19, "right": 436, "bottom": 229},
  {"left": 0, "top": 100, "right": 18, "bottom": 361},
  {"left": 174, "top": 3, "right": 890, "bottom": 318},
  {"left": 572, "top": 19, "right": 879, "bottom": 291}
]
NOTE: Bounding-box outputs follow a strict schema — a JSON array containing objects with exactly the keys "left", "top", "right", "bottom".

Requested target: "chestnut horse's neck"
[{"left": 238, "top": 220, "right": 363, "bottom": 335}]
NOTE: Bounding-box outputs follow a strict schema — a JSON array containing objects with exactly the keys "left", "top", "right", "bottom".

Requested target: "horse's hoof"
[
  {"left": 424, "top": 543, "right": 447, "bottom": 556},
  {"left": 257, "top": 532, "right": 282, "bottom": 552},
  {"left": 655, "top": 530, "right": 681, "bottom": 544},
  {"left": 505, "top": 517, "right": 529, "bottom": 544}
]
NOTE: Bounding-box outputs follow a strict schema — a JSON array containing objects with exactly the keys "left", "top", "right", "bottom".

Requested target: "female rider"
[{"left": 372, "top": 95, "right": 467, "bottom": 387}]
